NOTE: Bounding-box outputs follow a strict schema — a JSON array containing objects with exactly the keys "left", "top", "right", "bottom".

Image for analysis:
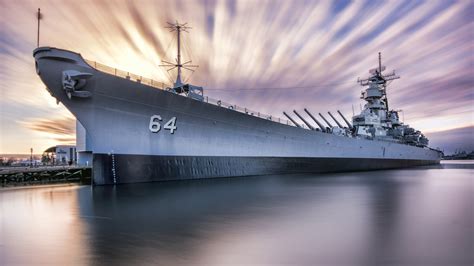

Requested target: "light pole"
[{"left": 30, "top": 148, "right": 33, "bottom": 167}]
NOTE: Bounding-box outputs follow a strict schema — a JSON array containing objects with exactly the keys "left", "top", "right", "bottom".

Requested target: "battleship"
[{"left": 33, "top": 22, "right": 442, "bottom": 185}]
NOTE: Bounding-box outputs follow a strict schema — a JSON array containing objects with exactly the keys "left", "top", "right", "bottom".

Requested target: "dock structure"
[{"left": 0, "top": 165, "right": 91, "bottom": 187}]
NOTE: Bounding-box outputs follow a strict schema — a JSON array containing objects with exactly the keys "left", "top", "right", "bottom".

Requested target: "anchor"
[{"left": 62, "top": 70, "right": 93, "bottom": 99}]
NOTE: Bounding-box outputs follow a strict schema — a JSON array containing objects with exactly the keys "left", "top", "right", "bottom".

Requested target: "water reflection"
[
  {"left": 1, "top": 163, "right": 473, "bottom": 265},
  {"left": 0, "top": 185, "right": 90, "bottom": 265}
]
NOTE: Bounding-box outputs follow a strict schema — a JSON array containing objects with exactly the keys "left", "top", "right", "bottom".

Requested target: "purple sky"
[{"left": 0, "top": 0, "right": 473, "bottom": 154}]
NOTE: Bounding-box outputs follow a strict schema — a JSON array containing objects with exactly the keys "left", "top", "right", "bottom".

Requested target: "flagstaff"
[{"left": 36, "top": 8, "right": 41, "bottom": 47}]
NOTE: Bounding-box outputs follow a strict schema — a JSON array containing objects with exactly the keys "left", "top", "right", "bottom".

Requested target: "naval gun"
[
  {"left": 293, "top": 110, "right": 315, "bottom": 130},
  {"left": 283, "top": 112, "right": 302, "bottom": 128},
  {"left": 337, "top": 110, "right": 353, "bottom": 129},
  {"left": 303, "top": 108, "right": 326, "bottom": 132},
  {"left": 328, "top": 112, "right": 343, "bottom": 128},
  {"left": 319, "top": 113, "right": 333, "bottom": 128}
]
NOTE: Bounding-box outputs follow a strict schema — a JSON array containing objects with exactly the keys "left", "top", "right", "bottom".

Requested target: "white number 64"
[{"left": 149, "top": 115, "right": 177, "bottom": 134}]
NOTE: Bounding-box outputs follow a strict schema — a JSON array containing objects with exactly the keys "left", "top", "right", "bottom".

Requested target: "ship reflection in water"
[{"left": 1, "top": 162, "right": 473, "bottom": 265}]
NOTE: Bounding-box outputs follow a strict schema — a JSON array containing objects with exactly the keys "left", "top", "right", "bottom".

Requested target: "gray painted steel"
[{"left": 33, "top": 47, "right": 442, "bottom": 185}]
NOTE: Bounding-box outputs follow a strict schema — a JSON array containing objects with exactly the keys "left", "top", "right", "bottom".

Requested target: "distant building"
[{"left": 43, "top": 145, "right": 76, "bottom": 165}]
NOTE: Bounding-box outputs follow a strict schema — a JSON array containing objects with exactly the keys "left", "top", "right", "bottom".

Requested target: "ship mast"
[
  {"left": 357, "top": 52, "right": 400, "bottom": 112},
  {"left": 36, "top": 8, "right": 42, "bottom": 47},
  {"left": 378, "top": 52, "right": 390, "bottom": 111},
  {"left": 160, "top": 21, "right": 198, "bottom": 88}
]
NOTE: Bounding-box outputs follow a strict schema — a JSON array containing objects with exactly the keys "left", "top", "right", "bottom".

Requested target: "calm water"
[{"left": 1, "top": 161, "right": 473, "bottom": 265}]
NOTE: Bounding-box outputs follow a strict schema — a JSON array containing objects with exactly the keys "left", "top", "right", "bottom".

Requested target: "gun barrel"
[
  {"left": 337, "top": 110, "right": 353, "bottom": 128},
  {"left": 304, "top": 108, "right": 325, "bottom": 131},
  {"left": 328, "top": 112, "right": 343, "bottom": 128},
  {"left": 283, "top": 112, "right": 301, "bottom": 128},
  {"left": 319, "top": 113, "right": 333, "bottom": 128},
  {"left": 293, "top": 110, "right": 314, "bottom": 130}
]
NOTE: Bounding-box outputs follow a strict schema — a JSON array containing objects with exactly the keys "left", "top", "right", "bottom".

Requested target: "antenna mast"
[
  {"left": 379, "top": 52, "right": 391, "bottom": 111},
  {"left": 378, "top": 52, "right": 382, "bottom": 74},
  {"left": 357, "top": 52, "right": 400, "bottom": 112},
  {"left": 160, "top": 21, "right": 198, "bottom": 87}
]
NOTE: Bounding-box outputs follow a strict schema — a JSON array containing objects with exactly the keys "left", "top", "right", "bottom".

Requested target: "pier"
[{"left": 0, "top": 165, "right": 91, "bottom": 187}]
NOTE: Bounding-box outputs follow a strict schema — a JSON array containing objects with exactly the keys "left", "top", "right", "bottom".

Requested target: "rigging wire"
[
  {"left": 204, "top": 80, "right": 356, "bottom": 92},
  {"left": 184, "top": 71, "right": 195, "bottom": 83},
  {"left": 163, "top": 34, "right": 176, "bottom": 59},
  {"left": 161, "top": 34, "right": 177, "bottom": 84},
  {"left": 182, "top": 34, "right": 198, "bottom": 83},
  {"left": 183, "top": 34, "right": 194, "bottom": 62}
]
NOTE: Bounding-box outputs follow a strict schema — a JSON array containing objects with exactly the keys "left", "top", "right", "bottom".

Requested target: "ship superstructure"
[
  {"left": 33, "top": 22, "right": 442, "bottom": 185},
  {"left": 351, "top": 53, "right": 428, "bottom": 146},
  {"left": 297, "top": 53, "right": 429, "bottom": 147},
  {"left": 284, "top": 53, "right": 430, "bottom": 148}
]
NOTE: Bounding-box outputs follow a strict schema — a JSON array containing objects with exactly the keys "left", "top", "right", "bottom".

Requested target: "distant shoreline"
[{"left": 1, "top": 154, "right": 42, "bottom": 159}]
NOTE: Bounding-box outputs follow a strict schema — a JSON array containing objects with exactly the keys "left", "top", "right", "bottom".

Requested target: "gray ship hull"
[{"left": 33, "top": 47, "right": 442, "bottom": 185}]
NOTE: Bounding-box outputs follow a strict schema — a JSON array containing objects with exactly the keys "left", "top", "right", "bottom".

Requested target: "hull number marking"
[{"left": 149, "top": 115, "right": 177, "bottom": 134}]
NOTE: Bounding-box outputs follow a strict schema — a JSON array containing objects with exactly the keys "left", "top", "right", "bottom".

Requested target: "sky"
[{"left": 0, "top": 0, "right": 473, "bottom": 154}]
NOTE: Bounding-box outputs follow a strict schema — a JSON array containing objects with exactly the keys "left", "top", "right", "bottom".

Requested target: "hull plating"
[{"left": 93, "top": 154, "right": 438, "bottom": 185}]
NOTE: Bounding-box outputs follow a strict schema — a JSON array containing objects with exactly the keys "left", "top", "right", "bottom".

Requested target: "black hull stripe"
[{"left": 92, "top": 154, "right": 439, "bottom": 185}]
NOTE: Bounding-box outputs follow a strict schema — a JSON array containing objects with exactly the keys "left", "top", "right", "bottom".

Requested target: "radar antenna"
[{"left": 159, "top": 21, "right": 198, "bottom": 87}]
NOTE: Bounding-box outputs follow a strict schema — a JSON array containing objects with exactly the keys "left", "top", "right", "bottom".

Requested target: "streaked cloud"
[
  {"left": 0, "top": 0, "right": 472, "bottom": 153},
  {"left": 23, "top": 116, "right": 76, "bottom": 145},
  {"left": 25, "top": 117, "right": 75, "bottom": 136}
]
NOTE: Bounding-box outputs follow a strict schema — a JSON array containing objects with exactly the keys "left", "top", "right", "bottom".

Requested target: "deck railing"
[
  {"left": 85, "top": 59, "right": 167, "bottom": 89},
  {"left": 85, "top": 59, "right": 303, "bottom": 129}
]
